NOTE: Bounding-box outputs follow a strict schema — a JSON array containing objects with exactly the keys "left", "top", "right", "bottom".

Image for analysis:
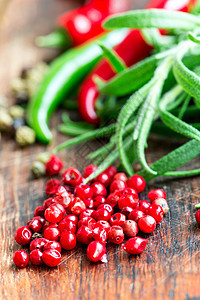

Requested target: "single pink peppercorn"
[
  {"left": 30, "top": 249, "right": 43, "bottom": 266},
  {"left": 96, "top": 172, "right": 111, "bottom": 187},
  {"left": 78, "top": 217, "right": 96, "bottom": 229},
  {"left": 93, "top": 208, "right": 111, "bottom": 222},
  {"left": 13, "top": 250, "right": 29, "bottom": 268},
  {"left": 195, "top": 209, "right": 200, "bottom": 225},
  {"left": 98, "top": 204, "right": 113, "bottom": 214},
  {"left": 110, "top": 179, "right": 127, "bottom": 193},
  {"left": 92, "top": 225, "right": 108, "bottom": 243},
  {"left": 104, "top": 165, "right": 117, "bottom": 178},
  {"left": 121, "top": 206, "right": 134, "bottom": 217},
  {"left": 93, "top": 196, "right": 106, "bottom": 209},
  {"left": 123, "top": 187, "right": 138, "bottom": 198},
  {"left": 148, "top": 189, "right": 166, "bottom": 202},
  {"left": 42, "top": 249, "right": 61, "bottom": 267},
  {"left": 152, "top": 198, "right": 169, "bottom": 214},
  {"left": 122, "top": 220, "right": 139, "bottom": 237},
  {"left": 28, "top": 216, "right": 45, "bottom": 232},
  {"left": 147, "top": 204, "right": 164, "bottom": 223},
  {"left": 15, "top": 226, "right": 32, "bottom": 246},
  {"left": 97, "top": 220, "right": 111, "bottom": 233},
  {"left": 62, "top": 167, "right": 82, "bottom": 186},
  {"left": 91, "top": 182, "right": 107, "bottom": 198},
  {"left": 110, "top": 213, "right": 126, "bottom": 226},
  {"left": 55, "top": 186, "right": 73, "bottom": 209},
  {"left": 128, "top": 209, "right": 145, "bottom": 223},
  {"left": 83, "top": 164, "right": 98, "bottom": 178},
  {"left": 30, "top": 238, "right": 49, "bottom": 251},
  {"left": 70, "top": 197, "right": 86, "bottom": 215},
  {"left": 106, "top": 191, "right": 121, "bottom": 207},
  {"left": 84, "top": 197, "right": 94, "bottom": 209},
  {"left": 122, "top": 237, "right": 147, "bottom": 255},
  {"left": 138, "top": 215, "right": 156, "bottom": 233},
  {"left": 113, "top": 172, "right": 127, "bottom": 182},
  {"left": 138, "top": 200, "right": 151, "bottom": 214},
  {"left": 118, "top": 194, "right": 139, "bottom": 210},
  {"left": 60, "top": 230, "right": 76, "bottom": 250},
  {"left": 87, "top": 241, "right": 107, "bottom": 263},
  {"left": 44, "top": 203, "right": 65, "bottom": 223},
  {"left": 43, "top": 241, "right": 62, "bottom": 252},
  {"left": 34, "top": 206, "right": 45, "bottom": 217},
  {"left": 64, "top": 214, "right": 78, "bottom": 224},
  {"left": 108, "top": 225, "right": 124, "bottom": 244},
  {"left": 43, "top": 197, "right": 55, "bottom": 209},
  {"left": 74, "top": 184, "right": 93, "bottom": 200},
  {"left": 45, "top": 155, "right": 63, "bottom": 176},
  {"left": 127, "top": 175, "right": 146, "bottom": 193},
  {"left": 79, "top": 209, "right": 95, "bottom": 219},
  {"left": 76, "top": 226, "right": 93, "bottom": 244},
  {"left": 43, "top": 226, "right": 60, "bottom": 241},
  {"left": 45, "top": 179, "right": 60, "bottom": 196},
  {"left": 58, "top": 218, "right": 77, "bottom": 233}
]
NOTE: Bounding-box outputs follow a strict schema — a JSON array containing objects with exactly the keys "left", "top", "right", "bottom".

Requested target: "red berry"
[
  {"left": 70, "top": 197, "right": 86, "bottom": 215},
  {"left": 108, "top": 225, "right": 124, "bottom": 244},
  {"left": 62, "top": 167, "right": 82, "bottom": 187},
  {"left": 55, "top": 186, "right": 73, "bottom": 208},
  {"left": 110, "top": 213, "right": 126, "bottom": 226},
  {"left": 30, "top": 249, "right": 43, "bottom": 266},
  {"left": 110, "top": 179, "right": 127, "bottom": 193},
  {"left": 58, "top": 218, "right": 77, "bottom": 233},
  {"left": 74, "top": 184, "right": 93, "bottom": 200},
  {"left": 97, "top": 220, "right": 111, "bottom": 233},
  {"left": 138, "top": 215, "right": 156, "bottom": 233},
  {"left": 79, "top": 209, "right": 95, "bottom": 219},
  {"left": 28, "top": 216, "right": 45, "bottom": 232},
  {"left": 15, "top": 226, "right": 32, "bottom": 246},
  {"left": 91, "top": 182, "right": 107, "bottom": 198},
  {"left": 152, "top": 198, "right": 169, "bottom": 214},
  {"left": 113, "top": 172, "right": 127, "bottom": 182},
  {"left": 42, "top": 249, "right": 61, "bottom": 267},
  {"left": 60, "top": 230, "right": 76, "bottom": 250},
  {"left": 123, "top": 187, "right": 138, "bottom": 198},
  {"left": 118, "top": 194, "right": 139, "bottom": 210},
  {"left": 93, "top": 196, "right": 106, "bottom": 209},
  {"left": 87, "top": 241, "right": 107, "bottom": 263},
  {"left": 147, "top": 204, "right": 164, "bottom": 223},
  {"left": 43, "top": 197, "right": 55, "bottom": 209},
  {"left": 122, "top": 220, "right": 139, "bottom": 237},
  {"left": 76, "top": 226, "right": 93, "bottom": 244},
  {"left": 64, "top": 214, "right": 78, "bottom": 224},
  {"left": 92, "top": 225, "right": 108, "bottom": 243},
  {"left": 122, "top": 237, "right": 147, "bottom": 255},
  {"left": 93, "top": 208, "right": 111, "bottom": 222},
  {"left": 43, "top": 241, "right": 62, "bottom": 252},
  {"left": 45, "top": 179, "right": 60, "bottom": 196},
  {"left": 195, "top": 209, "right": 200, "bottom": 225},
  {"left": 13, "top": 250, "right": 29, "bottom": 268},
  {"left": 98, "top": 204, "right": 113, "bottom": 214},
  {"left": 34, "top": 206, "right": 45, "bottom": 217},
  {"left": 83, "top": 197, "right": 94, "bottom": 209},
  {"left": 106, "top": 191, "right": 121, "bottom": 207},
  {"left": 44, "top": 203, "right": 65, "bottom": 223},
  {"left": 78, "top": 217, "right": 96, "bottom": 229},
  {"left": 104, "top": 165, "right": 117, "bottom": 178},
  {"left": 30, "top": 238, "right": 49, "bottom": 251},
  {"left": 42, "top": 221, "right": 58, "bottom": 233},
  {"left": 43, "top": 226, "right": 60, "bottom": 241},
  {"left": 45, "top": 155, "right": 63, "bottom": 176},
  {"left": 128, "top": 209, "right": 145, "bottom": 223},
  {"left": 83, "top": 164, "right": 98, "bottom": 178},
  {"left": 148, "top": 189, "right": 166, "bottom": 202},
  {"left": 138, "top": 200, "right": 151, "bottom": 214},
  {"left": 127, "top": 175, "right": 146, "bottom": 193},
  {"left": 96, "top": 172, "right": 111, "bottom": 187},
  {"left": 121, "top": 206, "right": 134, "bottom": 217}
]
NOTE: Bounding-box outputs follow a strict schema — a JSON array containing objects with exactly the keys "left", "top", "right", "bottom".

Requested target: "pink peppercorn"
[
  {"left": 13, "top": 250, "right": 29, "bottom": 268},
  {"left": 87, "top": 241, "right": 107, "bottom": 263},
  {"left": 127, "top": 175, "right": 146, "bottom": 193},
  {"left": 45, "top": 155, "right": 63, "bottom": 176},
  {"left": 42, "top": 249, "right": 61, "bottom": 267},
  {"left": 122, "top": 237, "right": 147, "bottom": 255}
]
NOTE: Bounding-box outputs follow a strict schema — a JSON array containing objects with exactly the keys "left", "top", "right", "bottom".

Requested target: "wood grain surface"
[{"left": 0, "top": 1, "right": 200, "bottom": 299}]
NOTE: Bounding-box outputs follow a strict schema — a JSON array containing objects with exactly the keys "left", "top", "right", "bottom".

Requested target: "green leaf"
[
  {"left": 177, "top": 94, "right": 191, "bottom": 119},
  {"left": 98, "top": 42, "right": 126, "bottom": 73},
  {"left": 188, "top": 32, "right": 200, "bottom": 44},
  {"left": 138, "top": 139, "right": 200, "bottom": 181},
  {"left": 141, "top": 28, "right": 176, "bottom": 50},
  {"left": 103, "top": 9, "right": 200, "bottom": 30}
]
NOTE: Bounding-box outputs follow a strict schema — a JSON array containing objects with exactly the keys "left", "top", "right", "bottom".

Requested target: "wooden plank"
[{"left": 0, "top": 0, "right": 200, "bottom": 299}]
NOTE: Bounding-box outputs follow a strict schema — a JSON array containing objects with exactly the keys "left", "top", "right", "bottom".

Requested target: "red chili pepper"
[
  {"left": 37, "top": 0, "right": 130, "bottom": 49},
  {"left": 78, "top": 0, "right": 190, "bottom": 125}
]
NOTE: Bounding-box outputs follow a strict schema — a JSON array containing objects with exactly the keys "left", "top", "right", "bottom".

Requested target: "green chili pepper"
[{"left": 27, "top": 29, "right": 128, "bottom": 143}]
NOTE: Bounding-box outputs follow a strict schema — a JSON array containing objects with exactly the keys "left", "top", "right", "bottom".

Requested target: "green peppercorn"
[
  {"left": 36, "top": 152, "right": 51, "bottom": 164},
  {"left": 10, "top": 78, "right": 27, "bottom": 95},
  {"left": 0, "top": 108, "right": 13, "bottom": 131},
  {"left": 9, "top": 105, "right": 25, "bottom": 118},
  {"left": 15, "top": 126, "right": 36, "bottom": 146},
  {"left": 0, "top": 95, "right": 8, "bottom": 108},
  {"left": 31, "top": 161, "right": 45, "bottom": 178}
]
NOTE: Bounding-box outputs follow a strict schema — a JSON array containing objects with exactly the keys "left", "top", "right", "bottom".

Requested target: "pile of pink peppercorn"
[{"left": 13, "top": 155, "right": 170, "bottom": 268}]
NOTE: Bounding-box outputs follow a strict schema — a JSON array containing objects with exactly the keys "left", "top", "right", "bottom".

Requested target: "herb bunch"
[{"left": 54, "top": 4, "right": 200, "bottom": 182}]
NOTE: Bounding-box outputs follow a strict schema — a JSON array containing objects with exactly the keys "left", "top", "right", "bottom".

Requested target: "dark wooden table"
[{"left": 0, "top": 0, "right": 200, "bottom": 299}]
